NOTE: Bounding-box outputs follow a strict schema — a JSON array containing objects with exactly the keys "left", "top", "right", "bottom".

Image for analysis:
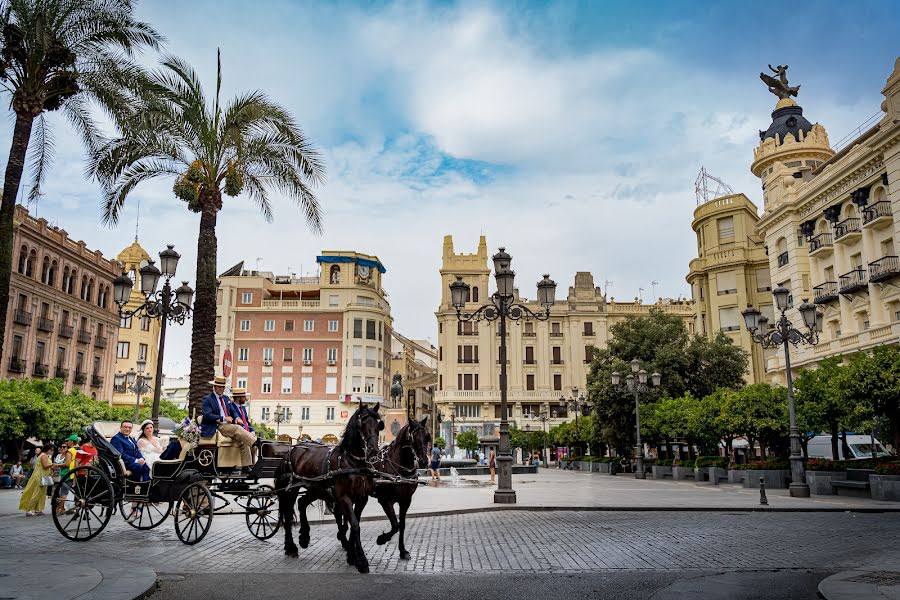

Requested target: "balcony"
[
  {"left": 91, "top": 374, "right": 103, "bottom": 388},
  {"left": 522, "top": 332, "right": 536, "bottom": 337},
  {"left": 777, "top": 251, "right": 789, "bottom": 268},
  {"left": 869, "top": 256, "right": 900, "bottom": 283},
  {"left": 457, "top": 358, "right": 479, "bottom": 364},
  {"left": 77, "top": 330, "right": 91, "bottom": 344},
  {"left": 37, "top": 317, "right": 54, "bottom": 332},
  {"left": 13, "top": 310, "right": 32, "bottom": 326},
  {"left": 549, "top": 332, "right": 563, "bottom": 338},
  {"left": 8, "top": 357, "right": 25, "bottom": 373},
  {"left": 839, "top": 268, "right": 867, "bottom": 295},
  {"left": 524, "top": 360, "right": 537, "bottom": 365},
  {"left": 58, "top": 323, "right": 73, "bottom": 338},
  {"left": 457, "top": 330, "right": 478, "bottom": 336},
  {"left": 862, "top": 201, "right": 892, "bottom": 229},
  {"left": 113, "top": 383, "right": 127, "bottom": 393},
  {"left": 834, "top": 218, "right": 862, "bottom": 243},
  {"left": 94, "top": 336, "right": 108, "bottom": 349},
  {"left": 808, "top": 233, "right": 834, "bottom": 257},
  {"left": 551, "top": 359, "right": 564, "bottom": 365},
  {"left": 32, "top": 362, "right": 49, "bottom": 378},
  {"left": 720, "top": 325, "right": 740, "bottom": 332},
  {"left": 582, "top": 330, "right": 595, "bottom": 337},
  {"left": 55, "top": 367, "right": 69, "bottom": 380},
  {"left": 74, "top": 371, "right": 87, "bottom": 385},
  {"left": 813, "top": 281, "right": 839, "bottom": 304}
]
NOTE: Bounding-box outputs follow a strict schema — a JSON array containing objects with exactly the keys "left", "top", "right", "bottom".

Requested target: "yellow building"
[
  {"left": 687, "top": 193, "right": 773, "bottom": 382},
  {"left": 751, "top": 58, "right": 900, "bottom": 382},
  {"left": 435, "top": 236, "right": 694, "bottom": 443},
  {"left": 112, "top": 241, "right": 161, "bottom": 408}
]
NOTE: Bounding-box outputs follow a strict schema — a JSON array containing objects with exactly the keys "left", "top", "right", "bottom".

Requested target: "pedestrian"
[
  {"left": 489, "top": 449, "right": 496, "bottom": 483},
  {"left": 430, "top": 444, "right": 442, "bottom": 481},
  {"left": 10, "top": 461, "right": 25, "bottom": 488},
  {"left": 56, "top": 435, "right": 79, "bottom": 515},
  {"left": 19, "top": 443, "right": 55, "bottom": 516},
  {"left": 0, "top": 465, "right": 11, "bottom": 489}
]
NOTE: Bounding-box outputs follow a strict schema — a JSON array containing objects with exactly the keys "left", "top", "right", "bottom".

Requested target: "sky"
[{"left": 5, "top": 0, "right": 899, "bottom": 376}]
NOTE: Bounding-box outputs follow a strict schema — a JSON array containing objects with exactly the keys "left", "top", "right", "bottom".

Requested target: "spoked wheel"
[
  {"left": 120, "top": 499, "right": 173, "bottom": 530},
  {"left": 52, "top": 465, "right": 114, "bottom": 542},
  {"left": 174, "top": 482, "right": 214, "bottom": 545},
  {"left": 245, "top": 485, "right": 280, "bottom": 540}
]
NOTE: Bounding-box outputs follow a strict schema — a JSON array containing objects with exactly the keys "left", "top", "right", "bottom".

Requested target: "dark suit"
[
  {"left": 229, "top": 403, "right": 255, "bottom": 433},
  {"left": 201, "top": 392, "right": 233, "bottom": 438},
  {"left": 110, "top": 432, "right": 150, "bottom": 481}
]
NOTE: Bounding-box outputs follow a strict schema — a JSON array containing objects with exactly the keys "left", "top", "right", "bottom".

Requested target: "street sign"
[
  {"left": 222, "top": 348, "right": 232, "bottom": 378},
  {"left": 340, "top": 410, "right": 348, "bottom": 419}
]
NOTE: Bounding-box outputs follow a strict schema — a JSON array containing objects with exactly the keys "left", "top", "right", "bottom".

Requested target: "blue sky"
[{"left": 6, "top": 1, "right": 899, "bottom": 375}]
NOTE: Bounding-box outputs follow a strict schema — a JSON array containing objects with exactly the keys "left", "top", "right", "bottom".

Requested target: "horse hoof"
[
  {"left": 285, "top": 546, "right": 299, "bottom": 558},
  {"left": 400, "top": 551, "right": 411, "bottom": 560},
  {"left": 298, "top": 535, "right": 310, "bottom": 549},
  {"left": 356, "top": 561, "right": 370, "bottom": 574},
  {"left": 376, "top": 534, "right": 389, "bottom": 545}
]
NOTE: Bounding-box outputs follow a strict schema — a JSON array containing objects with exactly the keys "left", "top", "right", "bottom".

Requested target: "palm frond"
[
  {"left": 101, "top": 157, "right": 180, "bottom": 225},
  {"left": 26, "top": 114, "right": 54, "bottom": 202}
]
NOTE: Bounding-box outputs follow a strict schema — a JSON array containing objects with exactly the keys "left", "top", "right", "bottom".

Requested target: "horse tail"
[{"left": 275, "top": 447, "right": 295, "bottom": 530}]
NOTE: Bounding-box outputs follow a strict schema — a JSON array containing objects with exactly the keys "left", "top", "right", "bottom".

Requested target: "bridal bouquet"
[{"left": 176, "top": 417, "right": 201, "bottom": 447}]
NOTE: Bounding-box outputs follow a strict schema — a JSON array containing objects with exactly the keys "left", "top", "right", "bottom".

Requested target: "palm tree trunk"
[
  {"left": 188, "top": 202, "right": 219, "bottom": 416},
  {"left": 0, "top": 112, "right": 35, "bottom": 364}
]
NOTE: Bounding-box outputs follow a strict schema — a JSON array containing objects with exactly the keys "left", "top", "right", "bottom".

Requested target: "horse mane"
[{"left": 340, "top": 404, "right": 378, "bottom": 452}]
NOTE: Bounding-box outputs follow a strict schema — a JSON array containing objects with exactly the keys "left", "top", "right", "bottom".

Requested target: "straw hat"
[
  {"left": 209, "top": 375, "right": 227, "bottom": 387},
  {"left": 231, "top": 388, "right": 248, "bottom": 400}
]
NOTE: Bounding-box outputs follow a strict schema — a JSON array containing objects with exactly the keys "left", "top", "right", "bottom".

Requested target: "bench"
[{"left": 831, "top": 469, "right": 874, "bottom": 498}]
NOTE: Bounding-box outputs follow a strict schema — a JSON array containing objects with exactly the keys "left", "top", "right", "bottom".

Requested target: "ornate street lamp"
[
  {"left": 120, "top": 357, "right": 152, "bottom": 422},
  {"left": 114, "top": 245, "right": 193, "bottom": 429},
  {"left": 742, "top": 291, "right": 822, "bottom": 498},
  {"left": 274, "top": 403, "right": 284, "bottom": 437},
  {"left": 559, "top": 387, "right": 588, "bottom": 456},
  {"left": 611, "top": 359, "right": 661, "bottom": 479},
  {"left": 449, "top": 247, "right": 556, "bottom": 504}
]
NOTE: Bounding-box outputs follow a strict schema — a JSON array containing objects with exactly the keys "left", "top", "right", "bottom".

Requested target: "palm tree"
[
  {"left": 92, "top": 51, "right": 325, "bottom": 415},
  {"left": 0, "top": 0, "right": 161, "bottom": 362}
]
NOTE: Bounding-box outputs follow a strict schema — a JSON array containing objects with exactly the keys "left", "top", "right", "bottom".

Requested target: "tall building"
[
  {"left": 214, "top": 251, "right": 392, "bottom": 441},
  {"left": 3, "top": 205, "right": 120, "bottom": 400},
  {"left": 435, "top": 236, "right": 694, "bottom": 443},
  {"left": 111, "top": 241, "right": 161, "bottom": 408},
  {"left": 686, "top": 192, "right": 773, "bottom": 382},
  {"left": 389, "top": 331, "right": 437, "bottom": 420},
  {"left": 751, "top": 58, "right": 900, "bottom": 382}
]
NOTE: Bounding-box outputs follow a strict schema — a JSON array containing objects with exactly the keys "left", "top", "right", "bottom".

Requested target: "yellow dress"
[{"left": 18, "top": 455, "right": 50, "bottom": 512}]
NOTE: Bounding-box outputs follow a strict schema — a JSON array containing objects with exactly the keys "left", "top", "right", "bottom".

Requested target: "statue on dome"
[{"left": 760, "top": 64, "right": 800, "bottom": 100}]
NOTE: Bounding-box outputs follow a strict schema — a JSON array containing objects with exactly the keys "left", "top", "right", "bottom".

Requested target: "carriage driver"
[
  {"left": 200, "top": 376, "right": 256, "bottom": 474},
  {"left": 228, "top": 388, "right": 258, "bottom": 463}
]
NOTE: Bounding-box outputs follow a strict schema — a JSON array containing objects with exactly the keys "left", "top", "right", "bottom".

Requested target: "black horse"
[
  {"left": 371, "top": 416, "right": 431, "bottom": 559},
  {"left": 276, "top": 402, "right": 383, "bottom": 573}
]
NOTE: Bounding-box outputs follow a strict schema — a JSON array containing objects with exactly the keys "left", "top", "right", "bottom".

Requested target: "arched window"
[
  {"left": 17, "top": 245, "right": 28, "bottom": 274},
  {"left": 41, "top": 257, "right": 50, "bottom": 284},
  {"left": 98, "top": 286, "right": 108, "bottom": 308},
  {"left": 48, "top": 261, "right": 57, "bottom": 287},
  {"left": 67, "top": 269, "right": 76, "bottom": 295},
  {"left": 80, "top": 276, "right": 88, "bottom": 300},
  {"left": 25, "top": 249, "right": 36, "bottom": 277},
  {"left": 329, "top": 265, "right": 341, "bottom": 284},
  {"left": 86, "top": 278, "right": 94, "bottom": 303},
  {"left": 776, "top": 237, "right": 788, "bottom": 254},
  {"left": 472, "top": 286, "right": 479, "bottom": 303}
]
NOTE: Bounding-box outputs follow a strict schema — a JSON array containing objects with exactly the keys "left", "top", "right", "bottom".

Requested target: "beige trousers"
[{"left": 217, "top": 423, "right": 257, "bottom": 467}]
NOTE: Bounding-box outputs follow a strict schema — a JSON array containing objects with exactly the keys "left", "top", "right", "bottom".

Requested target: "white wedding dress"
[{"left": 137, "top": 437, "right": 163, "bottom": 470}]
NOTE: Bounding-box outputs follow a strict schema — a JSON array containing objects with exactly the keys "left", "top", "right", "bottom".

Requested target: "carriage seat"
[{"left": 197, "top": 416, "right": 237, "bottom": 447}]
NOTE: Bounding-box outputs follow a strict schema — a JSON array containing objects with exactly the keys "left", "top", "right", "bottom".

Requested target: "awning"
[{"left": 316, "top": 255, "right": 386, "bottom": 273}]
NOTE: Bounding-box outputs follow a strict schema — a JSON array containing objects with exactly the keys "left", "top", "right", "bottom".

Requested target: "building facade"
[
  {"left": 751, "top": 58, "right": 900, "bottom": 382},
  {"left": 214, "top": 251, "right": 392, "bottom": 441},
  {"left": 111, "top": 241, "right": 161, "bottom": 408},
  {"left": 687, "top": 193, "right": 773, "bottom": 382},
  {"left": 3, "top": 205, "right": 120, "bottom": 400},
  {"left": 435, "top": 236, "right": 694, "bottom": 444},
  {"left": 389, "top": 332, "right": 437, "bottom": 423}
]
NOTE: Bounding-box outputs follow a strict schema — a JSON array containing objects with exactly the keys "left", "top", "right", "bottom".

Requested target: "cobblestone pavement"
[{"left": 1, "top": 509, "right": 897, "bottom": 576}]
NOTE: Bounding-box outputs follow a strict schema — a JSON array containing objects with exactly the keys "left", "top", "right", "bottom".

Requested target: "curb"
[
  {"left": 818, "top": 569, "right": 900, "bottom": 600},
  {"left": 0, "top": 554, "right": 157, "bottom": 600}
]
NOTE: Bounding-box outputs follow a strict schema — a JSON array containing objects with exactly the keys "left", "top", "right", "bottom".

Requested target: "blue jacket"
[
  {"left": 201, "top": 392, "right": 233, "bottom": 438},
  {"left": 110, "top": 432, "right": 144, "bottom": 471},
  {"left": 229, "top": 403, "right": 255, "bottom": 433}
]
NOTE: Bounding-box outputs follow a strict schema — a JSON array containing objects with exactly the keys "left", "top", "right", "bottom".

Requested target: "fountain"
[{"left": 449, "top": 467, "right": 460, "bottom": 484}]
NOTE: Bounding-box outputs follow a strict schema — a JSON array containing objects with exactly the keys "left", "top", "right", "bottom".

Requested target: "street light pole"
[
  {"left": 128, "top": 358, "right": 151, "bottom": 423},
  {"left": 449, "top": 247, "right": 557, "bottom": 504},
  {"left": 742, "top": 288, "right": 822, "bottom": 498},
  {"left": 612, "top": 359, "right": 661, "bottom": 480},
  {"left": 559, "top": 387, "right": 586, "bottom": 456}
]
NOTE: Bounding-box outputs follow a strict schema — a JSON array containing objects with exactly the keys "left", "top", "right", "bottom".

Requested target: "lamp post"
[
  {"left": 559, "top": 387, "right": 587, "bottom": 456},
  {"left": 114, "top": 245, "right": 193, "bottom": 430},
  {"left": 524, "top": 424, "right": 532, "bottom": 465},
  {"left": 122, "top": 358, "right": 152, "bottom": 422},
  {"left": 741, "top": 287, "right": 822, "bottom": 498},
  {"left": 449, "top": 247, "right": 557, "bottom": 504},
  {"left": 449, "top": 411, "right": 456, "bottom": 458},
  {"left": 611, "top": 359, "right": 661, "bottom": 479},
  {"left": 532, "top": 409, "right": 549, "bottom": 467},
  {"left": 274, "top": 403, "right": 284, "bottom": 438}
]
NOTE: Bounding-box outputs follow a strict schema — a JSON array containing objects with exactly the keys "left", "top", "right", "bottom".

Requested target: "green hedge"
[
  {"left": 808, "top": 457, "right": 900, "bottom": 471},
  {"left": 733, "top": 459, "right": 790, "bottom": 471},
  {"left": 656, "top": 459, "right": 674, "bottom": 467},
  {"left": 695, "top": 456, "right": 729, "bottom": 469}
]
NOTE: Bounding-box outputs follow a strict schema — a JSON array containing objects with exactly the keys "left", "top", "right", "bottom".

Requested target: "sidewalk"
[{"left": 0, "top": 554, "right": 156, "bottom": 600}]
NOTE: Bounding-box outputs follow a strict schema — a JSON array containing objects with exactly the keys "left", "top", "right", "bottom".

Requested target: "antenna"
[
  {"left": 652, "top": 280, "right": 659, "bottom": 300},
  {"left": 604, "top": 280, "right": 613, "bottom": 297},
  {"left": 135, "top": 197, "right": 141, "bottom": 242},
  {"left": 255, "top": 257, "right": 262, "bottom": 273},
  {"left": 638, "top": 287, "right": 645, "bottom": 303},
  {"left": 694, "top": 166, "right": 735, "bottom": 205}
]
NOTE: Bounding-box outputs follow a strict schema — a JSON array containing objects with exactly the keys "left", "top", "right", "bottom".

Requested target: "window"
[
  {"left": 56, "top": 346, "right": 66, "bottom": 367},
  {"left": 525, "top": 346, "right": 535, "bottom": 364},
  {"left": 141, "top": 316, "right": 151, "bottom": 331},
  {"left": 237, "top": 377, "right": 247, "bottom": 389},
  {"left": 329, "top": 295, "right": 339, "bottom": 306},
  {"left": 301, "top": 407, "right": 310, "bottom": 421},
  {"left": 353, "top": 319, "right": 363, "bottom": 339},
  {"left": 472, "top": 286, "right": 479, "bottom": 303},
  {"left": 264, "top": 320, "right": 275, "bottom": 332},
  {"left": 138, "top": 344, "right": 148, "bottom": 361},
  {"left": 304, "top": 320, "right": 314, "bottom": 332},
  {"left": 120, "top": 315, "right": 132, "bottom": 328},
  {"left": 261, "top": 406, "right": 270, "bottom": 421},
  {"left": 240, "top": 320, "right": 250, "bottom": 331},
  {"left": 326, "top": 376, "right": 337, "bottom": 394},
  {"left": 352, "top": 346, "right": 362, "bottom": 367},
  {"left": 365, "top": 346, "right": 377, "bottom": 367},
  {"left": 329, "top": 265, "right": 341, "bottom": 284},
  {"left": 282, "top": 377, "right": 292, "bottom": 393},
  {"left": 459, "top": 373, "right": 479, "bottom": 390},
  {"left": 583, "top": 322, "right": 594, "bottom": 336},
  {"left": 35, "top": 341, "right": 46, "bottom": 364},
  {"left": 283, "top": 347, "right": 293, "bottom": 362},
  {"left": 242, "top": 292, "right": 253, "bottom": 304},
  {"left": 326, "top": 407, "right": 335, "bottom": 421},
  {"left": 327, "top": 347, "right": 337, "bottom": 362},
  {"left": 552, "top": 347, "right": 562, "bottom": 364},
  {"left": 524, "top": 321, "right": 534, "bottom": 336},
  {"left": 352, "top": 376, "right": 362, "bottom": 392},
  {"left": 584, "top": 346, "right": 594, "bottom": 363},
  {"left": 526, "top": 374, "right": 535, "bottom": 391},
  {"left": 263, "top": 347, "right": 274, "bottom": 362},
  {"left": 550, "top": 322, "right": 561, "bottom": 336},
  {"left": 716, "top": 271, "right": 737, "bottom": 295},
  {"left": 301, "top": 376, "right": 312, "bottom": 394},
  {"left": 216, "top": 289, "right": 223, "bottom": 305},
  {"left": 717, "top": 216, "right": 735, "bottom": 240},
  {"left": 216, "top": 316, "right": 222, "bottom": 332},
  {"left": 366, "top": 320, "right": 376, "bottom": 340},
  {"left": 378, "top": 322, "right": 383, "bottom": 341},
  {"left": 364, "top": 377, "right": 375, "bottom": 393},
  {"left": 328, "top": 320, "right": 338, "bottom": 332},
  {"left": 456, "top": 404, "right": 480, "bottom": 418},
  {"left": 553, "top": 374, "right": 562, "bottom": 391},
  {"left": 757, "top": 269, "right": 771, "bottom": 292},
  {"left": 116, "top": 341, "right": 130, "bottom": 359},
  {"left": 458, "top": 345, "right": 478, "bottom": 363},
  {"left": 285, "top": 320, "right": 294, "bottom": 332},
  {"left": 303, "top": 347, "right": 313, "bottom": 363},
  {"left": 719, "top": 307, "right": 740, "bottom": 332},
  {"left": 261, "top": 377, "right": 272, "bottom": 394},
  {"left": 238, "top": 347, "right": 249, "bottom": 361},
  {"left": 494, "top": 405, "right": 513, "bottom": 419}
]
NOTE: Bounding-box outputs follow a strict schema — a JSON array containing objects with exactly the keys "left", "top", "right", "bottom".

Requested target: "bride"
[{"left": 137, "top": 420, "right": 163, "bottom": 470}]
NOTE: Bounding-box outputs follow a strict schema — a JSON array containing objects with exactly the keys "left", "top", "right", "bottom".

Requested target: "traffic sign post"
[{"left": 222, "top": 348, "right": 233, "bottom": 379}]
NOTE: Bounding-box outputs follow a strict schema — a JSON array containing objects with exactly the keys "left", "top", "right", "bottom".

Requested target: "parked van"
[{"left": 807, "top": 434, "right": 892, "bottom": 460}]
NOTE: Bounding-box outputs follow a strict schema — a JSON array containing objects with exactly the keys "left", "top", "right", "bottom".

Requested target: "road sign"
[{"left": 222, "top": 348, "right": 232, "bottom": 378}]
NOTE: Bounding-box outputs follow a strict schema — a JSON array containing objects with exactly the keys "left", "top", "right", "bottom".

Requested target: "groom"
[
  {"left": 110, "top": 420, "right": 150, "bottom": 481},
  {"left": 201, "top": 376, "right": 255, "bottom": 473}
]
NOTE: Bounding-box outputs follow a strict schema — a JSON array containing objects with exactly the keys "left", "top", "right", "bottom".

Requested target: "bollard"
[{"left": 759, "top": 476, "right": 768, "bottom": 505}]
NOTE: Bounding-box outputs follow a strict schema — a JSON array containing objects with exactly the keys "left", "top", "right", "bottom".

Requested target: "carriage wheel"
[
  {"left": 52, "top": 465, "right": 114, "bottom": 542},
  {"left": 174, "top": 482, "right": 214, "bottom": 545},
  {"left": 120, "top": 499, "right": 173, "bottom": 530},
  {"left": 245, "top": 485, "right": 280, "bottom": 540}
]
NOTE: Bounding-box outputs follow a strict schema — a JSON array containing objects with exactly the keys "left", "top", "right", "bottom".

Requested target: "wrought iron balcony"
[
  {"left": 834, "top": 218, "right": 862, "bottom": 242},
  {"left": 55, "top": 367, "right": 69, "bottom": 379},
  {"left": 457, "top": 358, "right": 479, "bottom": 364},
  {"left": 808, "top": 233, "right": 833, "bottom": 256},
  {"left": 32, "top": 362, "right": 48, "bottom": 377},
  {"left": 862, "top": 201, "right": 892, "bottom": 227},
  {"left": 551, "top": 359, "right": 565, "bottom": 365},
  {"left": 8, "top": 357, "right": 25, "bottom": 373},
  {"left": 13, "top": 310, "right": 32, "bottom": 326},
  {"left": 77, "top": 330, "right": 91, "bottom": 344},
  {"left": 813, "top": 281, "right": 838, "bottom": 304},
  {"left": 777, "top": 251, "right": 789, "bottom": 267},
  {"left": 37, "top": 317, "right": 54, "bottom": 332},
  {"left": 582, "top": 329, "right": 595, "bottom": 337},
  {"left": 58, "top": 323, "right": 73, "bottom": 338},
  {"left": 74, "top": 371, "right": 87, "bottom": 384},
  {"left": 113, "top": 383, "right": 127, "bottom": 393},
  {"left": 869, "top": 256, "right": 900, "bottom": 283},
  {"left": 839, "top": 268, "right": 867, "bottom": 294},
  {"left": 522, "top": 332, "right": 536, "bottom": 337},
  {"left": 91, "top": 374, "right": 103, "bottom": 387},
  {"left": 549, "top": 332, "right": 563, "bottom": 337},
  {"left": 94, "top": 336, "right": 107, "bottom": 349}
]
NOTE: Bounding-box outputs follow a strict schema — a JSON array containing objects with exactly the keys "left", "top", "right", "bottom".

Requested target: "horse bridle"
[{"left": 344, "top": 410, "right": 382, "bottom": 465}]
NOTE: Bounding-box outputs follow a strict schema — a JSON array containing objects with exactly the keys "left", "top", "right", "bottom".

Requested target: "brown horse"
[{"left": 276, "top": 403, "right": 383, "bottom": 573}]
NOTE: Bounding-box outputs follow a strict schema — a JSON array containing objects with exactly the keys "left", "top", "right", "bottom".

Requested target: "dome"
[{"left": 759, "top": 102, "right": 814, "bottom": 144}]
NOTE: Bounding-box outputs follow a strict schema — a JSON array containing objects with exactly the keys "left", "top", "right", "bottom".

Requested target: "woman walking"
[
  {"left": 19, "top": 443, "right": 55, "bottom": 516},
  {"left": 489, "top": 449, "right": 496, "bottom": 484}
]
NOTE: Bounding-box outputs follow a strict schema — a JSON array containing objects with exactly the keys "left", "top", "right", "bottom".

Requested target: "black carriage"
[{"left": 51, "top": 422, "right": 283, "bottom": 544}]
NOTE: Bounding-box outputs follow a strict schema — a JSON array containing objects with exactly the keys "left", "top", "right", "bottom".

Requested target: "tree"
[
  {"left": 92, "top": 51, "right": 326, "bottom": 416},
  {"left": 455, "top": 429, "right": 479, "bottom": 457},
  {"left": 254, "top": 422, "right": 276, "bottom": 441},
  {"left": 0, "top": 0, "right": 161, "bottom": 362},
  {"left": 835, "top": 346, "right": 900, "bottom": 451},
  {"left": 793, "top": 356, "right": 846, "bottom": 459},
  {"left": 726, "top": 383, "right": 788, "bottom": 459},
  {"left": 433, "top": 436, "right": 446, "bottom": 450}
]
